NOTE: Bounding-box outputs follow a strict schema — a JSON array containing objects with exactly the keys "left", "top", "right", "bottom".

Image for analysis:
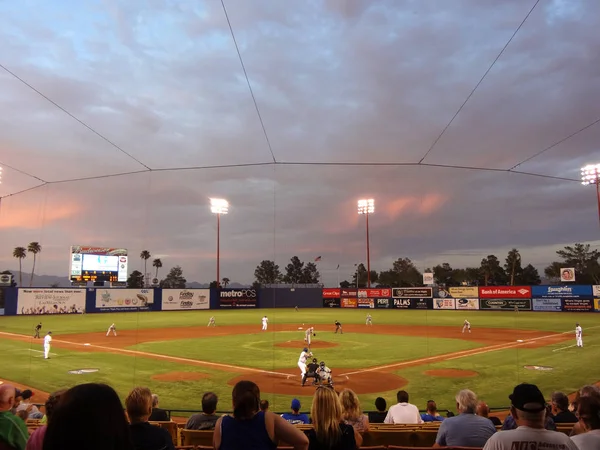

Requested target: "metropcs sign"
[
  {"left": 219, "top": 289, "right": 257, "bottom": 298},
  {"left": 479, "top": 286, "right": 531, "bottom": 298}
]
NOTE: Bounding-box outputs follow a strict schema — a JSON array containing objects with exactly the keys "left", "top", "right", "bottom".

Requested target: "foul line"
[{"left": 552, "top": 344, "right": 577, "bottom": 352}]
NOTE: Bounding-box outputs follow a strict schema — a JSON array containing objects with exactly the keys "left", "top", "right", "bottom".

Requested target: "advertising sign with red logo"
[
  {"left": 340, "top": 288, "right": 358, "bottom": 298},
  {"left": 322, "top": 288, "right": 341, "bottom": 298},
  {"left": 341, "top": 298, "right": 358, "bottom": 308},
  {"left": 357, "top": 298, "right": 375, "bottom": 309},
  {"left": 479, "top": 286, "right": 531, "bottom": 299},
  {"left": 358, "top": 288, "right": 391, "bottom": 298}
]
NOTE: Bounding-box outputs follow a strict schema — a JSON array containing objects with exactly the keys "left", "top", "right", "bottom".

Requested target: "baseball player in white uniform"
[
  {"left": 366, "top": 314, "right": 373, "bottom": 325},
  {"left": 262, "top": 316, "right": 268, "bottom": 331},
  {"left": 462, "top": 319, "right": 471, "bottom": 333},
  {"left": 576, "top": 323, "right": 583, "bottom": 347},
  {"left": 304, "top": 327, "right": 315, "bottom": 348},
  {"left": 297, "top": 347, "right": 312, "bottom": 381},
  {"left": 106, "top": 323, "right": 117, "bottom": 336},
  {"left": 208, "top": 316, "right": 216, "bottom": 327},
  {"left": 43, "top": 332, "right": 52, "bottom": 359}
]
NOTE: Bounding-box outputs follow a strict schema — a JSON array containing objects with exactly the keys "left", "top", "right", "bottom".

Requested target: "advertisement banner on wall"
[
  {"left": 219, "top": 289, "right": 257, "bottom": 308},
  {"left": 322, "top": 288, "right": 341, "bottom": 298},
  {"left": 18, "top": 289, "right": 86, "bottom": 315},
  {"left": 455, "top": 298, "right": 480, "bottom": 310},
  {"left": 340, "top": 288, "right": 358, "bottom": 297},
  {"left": 532, "top": 298, "right": 562, "bottom": 312},
  {"left": 162, "top": 289, "right": 209, "bottom": 310},
  {"left": 95, "top": 289, "right": 154, "bottom": 311},
  {"left": 341, "top": 298, "right": 358, "bottom": 308},
  {"left": 357, "top": 298, "right": 374, "bottom": 308},
  {"left": 594, "top": 299, "right": 600, "bottom": 312},
  {"left": 479, "top": 286, "right": 531, "bottom": 298},
  {"left": 374, "top": 298, "right": 390, "bottom": 308},
  {"left": 433, "top": 298, "right": 455, "bottom": 310},
  {"left": 392, "top": 298, "right": 432, "bottom": 309},
  {"left": 593, "top": 286, "right": 600, "bottom": 297},
  {"left": 448, "top": 287, "right": 479, "bottom": 298},
  {"left": 531, "top": 285, "right": 592, "bottom": 299},
  {"left": 358, "top": 288, "right": 391, "bottom": 298},
  {"left": 480, "top": 298, "right": 532, "bottom": 311},
  {"left": 392, "top": 287, "right": 433, "bottom": 298},
  {"left": 561, "top": 298, "right": 593, "bottom": 312},
  {"left": 323, "top": 298, "right": 341, "bottom": 308}
]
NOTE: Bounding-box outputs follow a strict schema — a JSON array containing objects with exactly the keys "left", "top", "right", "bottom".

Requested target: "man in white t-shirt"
[
  {"left": 384, "top": 390, "right": 423, "bottom": 424},
  {"left": 43, "top": 331, "right": 52, "bottom": 359},
  {"left": 483, "top": 383, "right": 579, "bottom": 450},
  {"left": 576, "top": 323, "right": 583, "bottom": 347}
]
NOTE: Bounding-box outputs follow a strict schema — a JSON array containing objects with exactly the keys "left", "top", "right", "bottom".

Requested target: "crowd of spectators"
[{"left": 0, "top": 380, "right": 600, "bottom": 450}]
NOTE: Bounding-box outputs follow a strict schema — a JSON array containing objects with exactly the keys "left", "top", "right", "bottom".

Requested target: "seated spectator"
[
  {"left": 477, "top": 401, "right": 502, "bottom": 426},
  {"left": 367, "top": 397, "right": 387, "bottom": 424},
  {"left": 282, "top": 399, "right": 310, "bottom": 425},
  {"left": 43, "top": 383, "right": 134, "bottom": 450},
  {"left": 186, "top": 392, "right": 220, "bottom": 430},
  {"left": 213, "top": 380, "right": 308, "bottom": 450},
  {"left": 502, "top": 409, "right": 556, "bottom": 431},
  {"left": 433, "top": 389, "right": 495, "bottom": 448},
  {"left": 260, "top": 400, "right": 269, "bottom": 412},
  {"left": 16, "top": 390, "right": 43, "bottom": 420},
  {"left": 422, "top": 400, "right": 444, "bottom": 422},
  {"left": 483, "top": 383, "right": 578, "bottom": 450},
  {"left": 384, "top": 390, "right": 422, "bottom": 424},
  {"left": 339, "top": 389, "right": 369, "bottom": 432},
  {"left": 148, "top": 394, "right": 169, "bottom": 422},
  {"left": 25, "top": 389, "right": 66, "bottom": 450},
  {"left": 570, "top": 385, "right": 600, "bottom": 437},
  {"left": 571, "top": 396, "right": 600, "bottom": 449},
  {"left": 304, "top": 386, "right": 361, "bottom": 450},
  {"left": 126, "top": 387, "right": 174, "bottom": 450},
  {"left": 550, "top": 392, "right": 577, "bottom": 424},
  {"left": 0, "top": 384, "right": 28, "bottom": 450}
]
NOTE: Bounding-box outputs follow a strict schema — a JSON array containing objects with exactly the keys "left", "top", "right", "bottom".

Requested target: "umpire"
[{"left": 302, "top": 358, "right": 319, "bottom": 386}]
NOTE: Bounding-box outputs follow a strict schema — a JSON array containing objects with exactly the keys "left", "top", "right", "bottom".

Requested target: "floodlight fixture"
[
  {"left": 210, "top": 198, "right": 229, "bottom": 215},
  {"left": 357, "top": 198, "right": 375, "bottom": 214},
  {"left": 581, "top": 164, "right": 600, "bottom": 227},
  {"left": 357, "top": 198, "right": 375, "bottom": 287},
  {"left": 210, "top": 198, "right": 229, "bottom": 288}
]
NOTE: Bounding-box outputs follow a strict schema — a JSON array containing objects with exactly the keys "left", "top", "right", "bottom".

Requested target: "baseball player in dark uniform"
[
  {"left": 302, "top": 358, "right": 320, "bottom": 386},
  {"left": 34, "top": 323, "right": 42, "bottom": 338},
  {"left": 334, "top": 320, "right": 343, "bottom": 334}
]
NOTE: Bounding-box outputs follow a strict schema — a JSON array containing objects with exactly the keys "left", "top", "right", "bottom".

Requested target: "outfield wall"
[{"left": 2, "top": 284, "right": 600, "bottom": 315}]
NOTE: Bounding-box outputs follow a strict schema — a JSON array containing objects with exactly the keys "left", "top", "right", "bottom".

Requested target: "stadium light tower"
[
  {"left": 210, "top": 198, "right": 229, "bottom": 288},
  {"left": 357, "top": 199, "right": 375, "bottom": 288},
  {"left": 581, "top": 164, "right": 600, "bottom": 227}
]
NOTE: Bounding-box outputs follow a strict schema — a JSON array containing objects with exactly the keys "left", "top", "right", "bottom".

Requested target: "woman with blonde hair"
[
  {"left": 571, "top": 396, "right": 600, "bottom": 449},
  {"left": 339, "top": 389, "right": 369, "bottom": 432},
  {"left": 304, "top": 386, "right": 362, "bottom": 450}
]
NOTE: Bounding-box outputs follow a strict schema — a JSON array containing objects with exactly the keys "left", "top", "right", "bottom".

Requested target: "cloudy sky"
[{"left": 1, "top": 0, "right": 600, "bottom": 285}]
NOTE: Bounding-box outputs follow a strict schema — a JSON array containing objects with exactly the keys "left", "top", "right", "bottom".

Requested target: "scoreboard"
[{"left": 70, "top": 246, "right": 128, "bottom": 283}]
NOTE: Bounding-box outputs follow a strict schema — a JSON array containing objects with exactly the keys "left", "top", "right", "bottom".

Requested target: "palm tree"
[
  {"left": 27, "top": 242, "right": 42, "bottom": 287},
  {"left": 222, "top": 277, "right": 230, "bottom": 287},
  {"left": 140, "top": 250, "right": 151, "bottom": 287},
  {"left": 152, "top": 258, "right": 163, "bottom": 279},
  {"left": 12, "top": 247, "right": 26, "bottom": 286}
]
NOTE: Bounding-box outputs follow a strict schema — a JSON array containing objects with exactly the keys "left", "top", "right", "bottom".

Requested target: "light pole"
[
  {"left": 210, "top": 198, "right": 229, "bottom": 287},
  {"left": 581, "top": 165, "right": 600, "bottom": 227},
  {"left": 357, "top": 199, "right": 374, "bottom": 288}
]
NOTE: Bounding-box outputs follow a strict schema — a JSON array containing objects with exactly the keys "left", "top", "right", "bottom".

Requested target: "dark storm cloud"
[{"left": 1, "top": 0, "right": 599, "bottom": 284}]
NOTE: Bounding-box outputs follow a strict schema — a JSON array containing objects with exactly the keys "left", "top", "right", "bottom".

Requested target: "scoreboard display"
[{"left": 70, "top": 246, "right": 128, "bottom": 283}]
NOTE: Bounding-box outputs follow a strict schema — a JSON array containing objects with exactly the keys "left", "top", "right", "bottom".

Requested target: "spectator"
[
  {"left": 43, "top": 383, "right": 134, "bottom": 450},
  {"left": 10, "top": 389, "right": 22, "bottom": 415},
  {"left": 570, "top": 385, "right": 600, "bottom": 437},
  {"left": 482, "top": 383, "right": 578, "bottom": 450},
  {"left": 0, "top": 384, "right": 28, "bottom": 450},
  {"left": 433, "top": 389, "right": 495, "bottom": 448},
  {"left": 550, "top": 392, "right": 577, "bottom": 424},
  {"left": 367, "top": 397, "right": 387, "bottom": 424},
  {"left": 281, "top": 399, "right": 310, "bottom": 425},
  {"left": 384, "top": 390, "right": 422, "bottom": 424},
  {"left": 477, "top": 401, "right": 501, "bottom": 426},
  {"left": 304, "top": 386, "right": 361, "bottom": 450},
  {"left": 259, "top": 400, "right": 269, "bottom": 412},
  {"left": 502, "top": 410, "right": 556, "bottom": 431},
  {"left": 571, "top": 396, "right": 600, "bottom": 449},
  {"left": 25, "top": 389, "right": 66, "bottom": 450},
  {"left": 339, "top": 389, "right": 369, "bottom": 432},
  {"left": 422, "top": 400, "right": 444, "bottom": 422},
  {"left": 213, "top": 380, "right": 308, "bottom": 450},
  {"left": 148, "top": 394, "right": 169, "bottom": 422},
  {"left": 16, "top": 390, "right": 43, "bottom": 420},
  {"left": 186, "top": 392, "right": 220, "bottom": 431},
  {"left": 126, "top": 387, "right": 174, "bottom": 450}
]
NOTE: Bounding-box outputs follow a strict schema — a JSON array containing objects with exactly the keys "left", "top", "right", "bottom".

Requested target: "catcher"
[
  {"left": 304, "top": 326, "right": 316, "bottom": 349},
  {"left": 316, "top": 361, "right": 333, "bottom": 386}
]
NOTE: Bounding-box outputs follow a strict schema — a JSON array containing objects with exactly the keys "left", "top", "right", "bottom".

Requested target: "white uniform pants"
[
  {"left": 107, "top": 328, "right": 117, "bottom": 336},
  {"left": 44, "top": 345, "right": 50, "bottom": 359},
  {"left": 298, "top": 362, "right": 306, "bottom": 376},
  {"left": 577, "top": 337, "right": 583, "bottom": 347},
  {"left": 262, "top": 323, "right": 267, "bottom": 331}
]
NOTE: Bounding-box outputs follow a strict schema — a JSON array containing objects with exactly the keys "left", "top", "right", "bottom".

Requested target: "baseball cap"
[
  {"left": 21, "top": 389, "right": 33, "bottom": 400},
  {"left": 509, "top": 383, "right": 546, "bottom": 412},
  {"left": 291, "top": 399, "right": 301, "bottom": 410}
]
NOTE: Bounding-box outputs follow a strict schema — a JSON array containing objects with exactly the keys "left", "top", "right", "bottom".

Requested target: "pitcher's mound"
[
  {"left": 152, "top": 372, "right": 210, "bottom": 382},
  {"left": 276, "top": 340, "right": 338, "bottom": 349},
  {"left": 424, "top": 369, "right": 478, "bottom": 378}
]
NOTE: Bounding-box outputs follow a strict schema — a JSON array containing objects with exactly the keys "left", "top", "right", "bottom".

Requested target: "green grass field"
[{"left": 1, "top": 309, "right": 599, "bottom": 414}]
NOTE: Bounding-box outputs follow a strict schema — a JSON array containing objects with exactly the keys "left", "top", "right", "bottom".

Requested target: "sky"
[{"left": 1, "top": 0, "right": 600, "bottom": 286}]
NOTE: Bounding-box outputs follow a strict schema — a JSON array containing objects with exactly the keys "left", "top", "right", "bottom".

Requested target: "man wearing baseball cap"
[
  {"left": 483, "top": 384, "right": 578, "bottom": 450},
  {"left": 281, "top": 399, "right": 309, "bottom": 425}
]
